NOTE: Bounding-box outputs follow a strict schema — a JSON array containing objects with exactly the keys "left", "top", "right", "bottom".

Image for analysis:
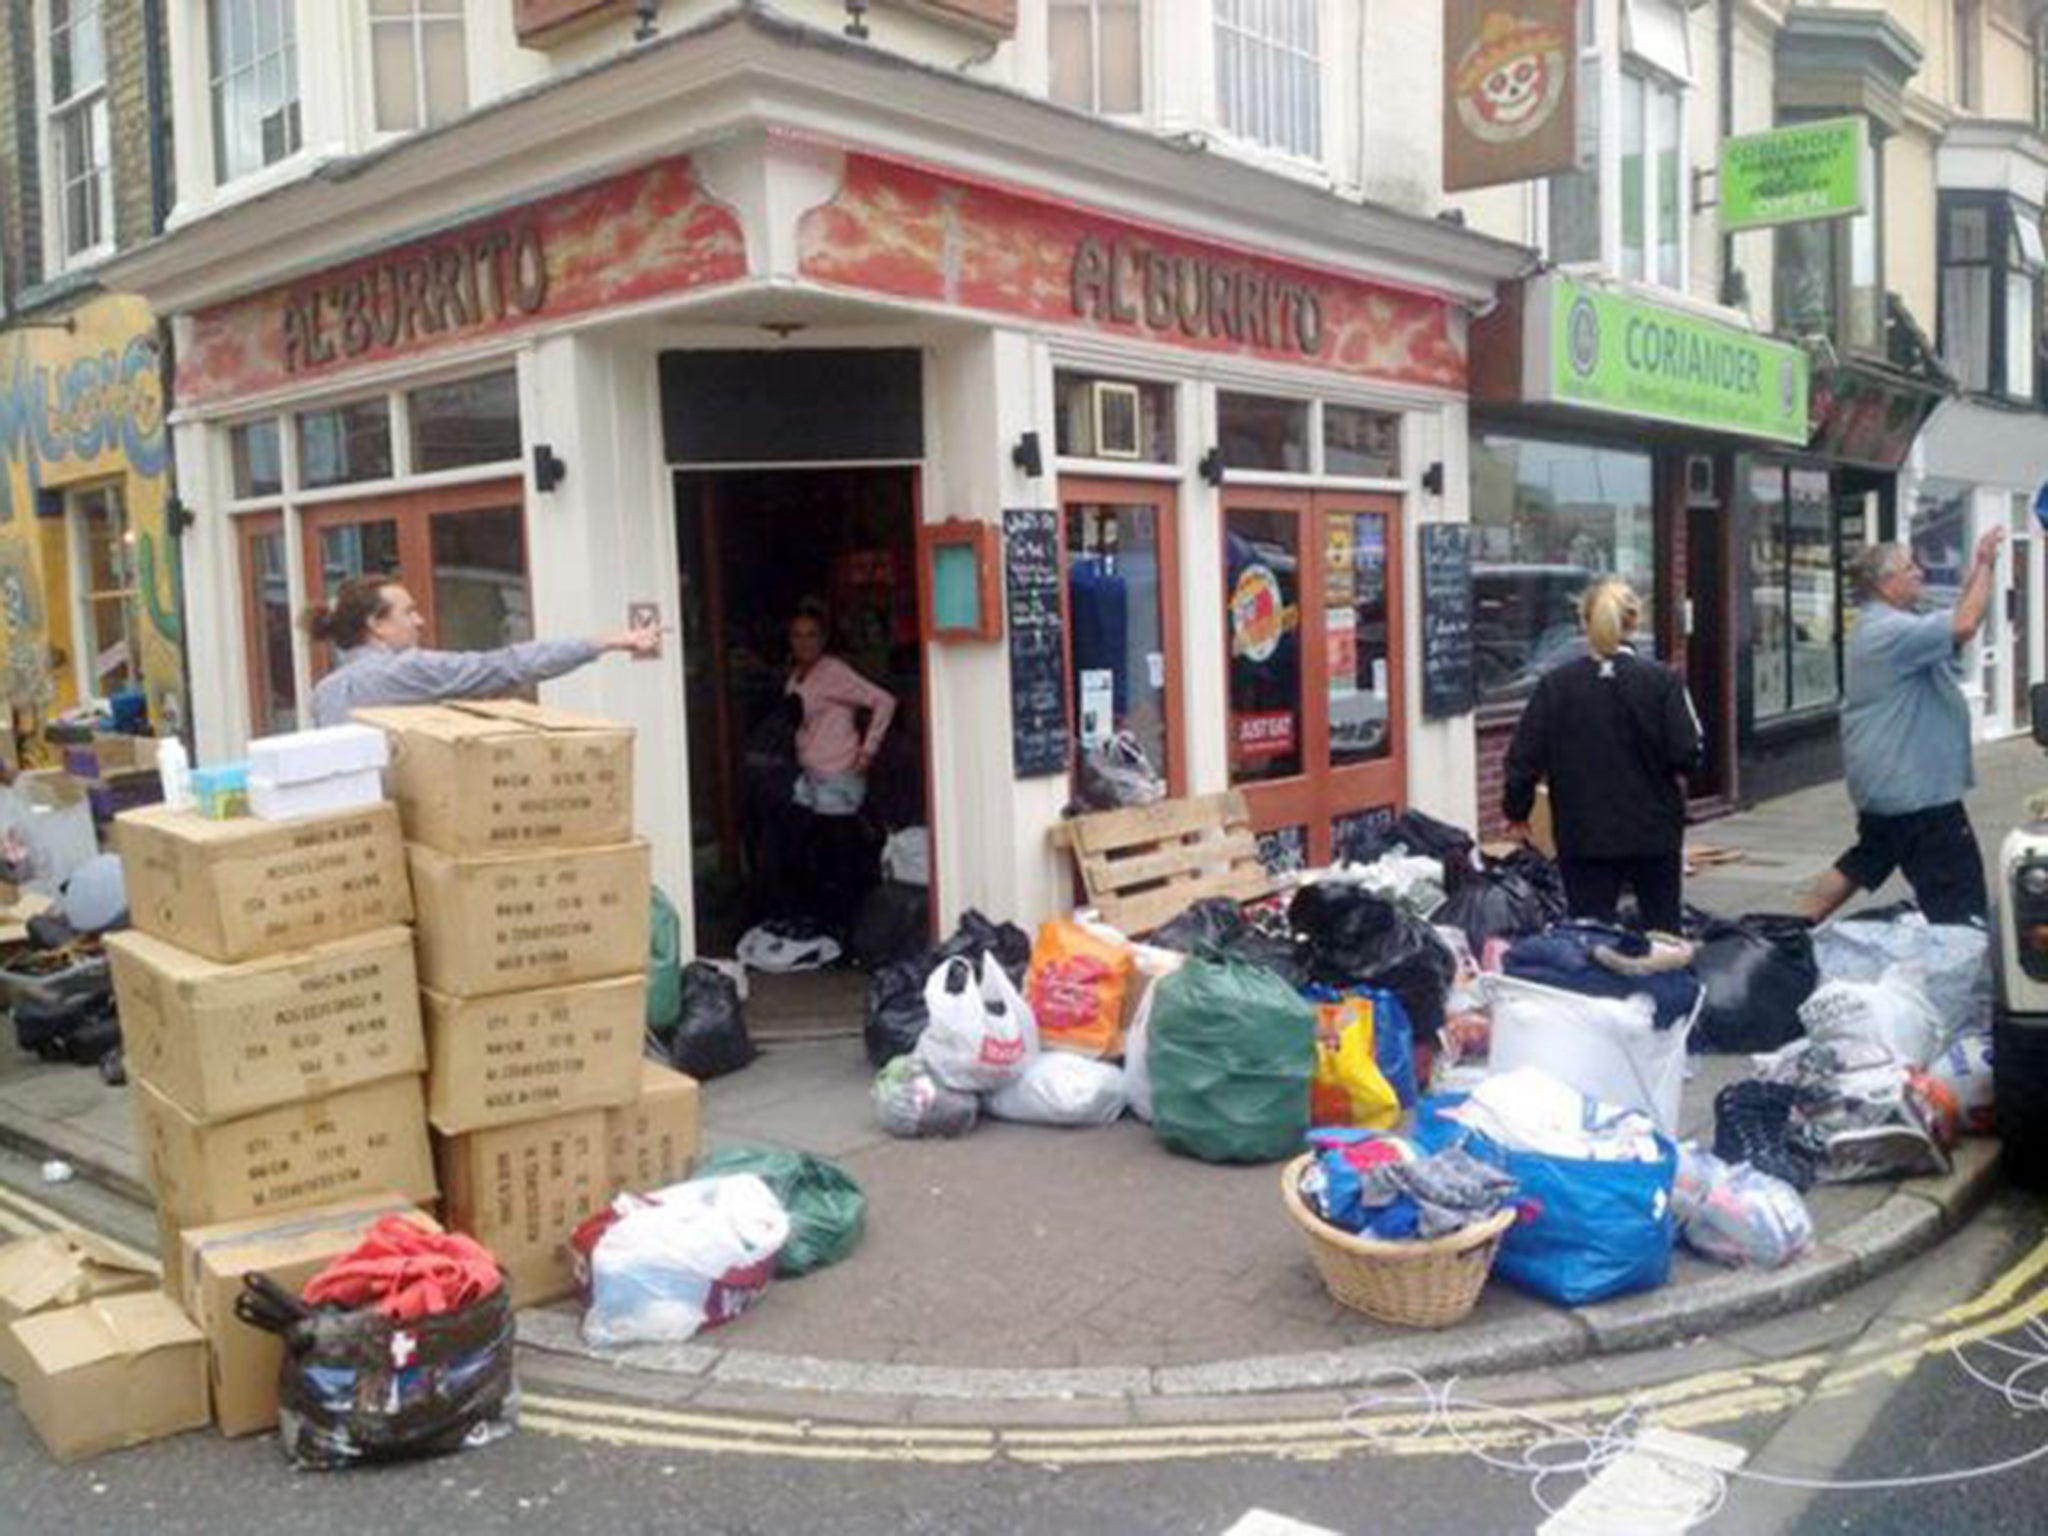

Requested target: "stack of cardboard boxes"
[
  {"left": 359, "top": 701, "right": 700, "bottom": 1305},
  {"left": 100, "top": 799, "right": 441, "bottom": 1441},
  {"left": 0, "top": 703, "right": 704, "bottom": 1463}
]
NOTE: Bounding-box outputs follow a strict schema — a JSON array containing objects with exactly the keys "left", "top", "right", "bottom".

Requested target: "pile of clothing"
[
  {"left": 1299, "top": 1127, "right": 1517, "bottom": 1242},
  {"left": 1716, "top": 1037, "right": 1957, "bottom": 1188}
]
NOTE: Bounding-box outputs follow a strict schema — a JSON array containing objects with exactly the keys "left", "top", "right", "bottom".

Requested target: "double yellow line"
[
  {"left": 520, "top": 1235, "right": 2048, "bottom": 1466},
  {"left": 6, "top": 1169, "right": 2045, "bottom": 1469}
]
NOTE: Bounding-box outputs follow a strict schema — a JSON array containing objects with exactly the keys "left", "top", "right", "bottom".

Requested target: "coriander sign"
[
  {"left": 1527, "top": 275, "right": 1809, "bottom": 444},
  {"left": 1720, "top": 117, "right": 1867, "bottom": 233}
]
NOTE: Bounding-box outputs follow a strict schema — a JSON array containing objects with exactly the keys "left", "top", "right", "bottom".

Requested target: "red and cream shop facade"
[{"left": 112, "top": 10, "right": 1530, "bottom": 951}]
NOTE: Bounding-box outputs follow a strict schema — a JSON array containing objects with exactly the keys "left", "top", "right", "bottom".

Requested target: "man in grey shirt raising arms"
[
  {"left": 1802, "top": 526, "right": 2004, "bottom": 925},
  {"left": 308, "top": 576, "right": 658, "bottom": 728}
]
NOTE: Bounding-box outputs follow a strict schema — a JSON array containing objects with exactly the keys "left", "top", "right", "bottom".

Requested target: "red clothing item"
[{"left": 302, "top": 1217, "right": 503, "bottom": 1321}]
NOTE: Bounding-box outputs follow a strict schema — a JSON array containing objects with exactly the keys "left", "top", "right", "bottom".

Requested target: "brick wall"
[
  {"left": 106, "top": 0, "right": 159, "bottom": 249},
  {"left": 0, "top": 1, "right": 41, "bottom": 297},
  {"left": 0, "top": 2, "right": 167, "bottom": 300}
]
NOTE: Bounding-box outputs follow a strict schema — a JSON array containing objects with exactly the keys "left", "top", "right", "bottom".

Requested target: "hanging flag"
[{"left": 1444, "top": 0, "right": 1580, "bottom": 193}]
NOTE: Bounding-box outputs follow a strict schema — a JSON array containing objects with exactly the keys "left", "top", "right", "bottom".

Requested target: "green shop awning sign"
[
  {"left": 1528, "top": 276, "right": 1810, "bottom": 445},
  {"left": 1720, "top": 117, "right": 1867, "bottom": 233}
]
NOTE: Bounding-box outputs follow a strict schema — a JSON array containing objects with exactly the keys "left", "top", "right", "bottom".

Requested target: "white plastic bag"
[
  {"left": 986, "top": 1051, "right": 1128, "bottom": 1127},
  {"left": 1122, "top": 977, "right": 1158, "bottom": 1123},
  {"left": 1799, "top": 968, "right": 1948, "bottom": 1068},
  {"left": 1673, "top": 1145, "right": 1813, "bottom": 1269},
  {"left": 1814, "top": 916, "right": 1991, "bottom": 1037},
  {"left": 583, "top": 1174, "right": 790, "bottom": 1348},
  {"left": 880, "top": 828, "right": 931, "bottom": 887},
  {"left": 914, "top": 954, "right": 1035, "bottom": 1092},
  {"left": 1485, "top": 974, "right": 1691, "bottom": 1136}
]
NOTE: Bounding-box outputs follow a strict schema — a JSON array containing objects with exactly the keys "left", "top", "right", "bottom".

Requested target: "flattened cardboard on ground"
[
  {"left": 607, "top": 1060, "right": 702, "bottom": 1195},
  {"left": 110, "top": 925, "right": 423, "bottom": 1123},
  {"left": 115, "top": 802, "right": 413, "bottom": 963},
  {"left": 0, "top": 1231, "right": 159, "bottom": 1385},
  {"left": 437, "top": 1109, "right": 608, "bottom": 1306},
  {"left": 356, "top": 701, "right": 634, "bottom": 855},
  {"left": 9, "top": 1291, "right": 209, "bottom": 1463},
  {"left": 408, "top": 839, "right": 651, "bottom": 998},
  {"left": 425, "top": 974, "right": 645, "bottom": 1133},
  {"left": 135, "top": 1074, "right": 437, "bottom": 1234},
  {"left": 180, "top": 1194, "right": 439, "bottom": 1437}
]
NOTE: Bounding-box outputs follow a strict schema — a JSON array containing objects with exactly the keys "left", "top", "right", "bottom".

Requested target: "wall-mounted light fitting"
[
  {"left": 1198, "top": 447, "right": 1226, "bottom": 488},
  {"left": 1421, "top": 461, "right": 1445, "bottom": 497},
  {"left": 1012, "top": 430, "right": 1044, "bottom": 479},
  {"left": 532, "top": 444, "right": 568, "bottom": 493},
  {"left": 844, "top": 0, "right": 870, "bottom": 40},
  {"left": 633, "top": 0, "right": 659, "bottom": 43}
]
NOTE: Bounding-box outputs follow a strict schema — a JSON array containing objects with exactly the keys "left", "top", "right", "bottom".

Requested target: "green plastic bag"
[
  {"left": 1149, "top": 957, "right": 1316, "bottom": 1164},
  {"left": 695, "top": 1147, "right": 867, "bottom": 1277},
  {"left": 647, "top": 889, "right": 683, "bottom": 1036}
]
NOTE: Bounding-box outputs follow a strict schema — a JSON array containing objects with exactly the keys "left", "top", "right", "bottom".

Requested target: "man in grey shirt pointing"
[
  {"left": 308, "top": 576, "right": 658, "bottom": 728},
  {"left": 1802, "top": 526, "right": 2004, "bottom": 925}
]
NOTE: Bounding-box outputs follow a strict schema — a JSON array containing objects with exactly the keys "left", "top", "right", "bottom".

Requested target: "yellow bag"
[
  {"left": 1311, "top": 999, "right": 1401, "bottom": 1130},
  {"left": 1026, "top": 920, "right": 1134, "bottom": 1059}
]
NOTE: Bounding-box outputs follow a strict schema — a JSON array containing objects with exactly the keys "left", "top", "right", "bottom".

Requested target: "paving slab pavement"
[{"left": 0, "top": 738, "right": 2032, "bottom": 1410}]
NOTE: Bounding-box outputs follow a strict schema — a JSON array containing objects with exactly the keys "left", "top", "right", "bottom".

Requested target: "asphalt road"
[{"left": 4, "top": 1152, "right": 2047, "bottom": 1535}]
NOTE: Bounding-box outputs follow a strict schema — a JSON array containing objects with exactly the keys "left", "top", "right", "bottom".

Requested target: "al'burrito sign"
[
  {"left": 1524, "top": 275, "right": 1810, "bottom": 444},
  {"left": 1444, "top": 0, "right": 1579, "bottom": 193},
  {"left": 1720, "top": 117, "right": 1868, "bottom": 233}
]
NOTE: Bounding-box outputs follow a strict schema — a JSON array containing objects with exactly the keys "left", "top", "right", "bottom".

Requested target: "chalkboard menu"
[
  {"left": 1005, "top": 507, "right": 1070, "bottom": 778},
  {"left": 1420, "top": 524, "right": 1476, "bottom": 720}
]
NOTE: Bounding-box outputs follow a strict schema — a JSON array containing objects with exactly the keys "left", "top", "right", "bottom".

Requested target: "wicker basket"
[{"left": 1280, "top": 1154, "right": 1516, "bottom": 1329}]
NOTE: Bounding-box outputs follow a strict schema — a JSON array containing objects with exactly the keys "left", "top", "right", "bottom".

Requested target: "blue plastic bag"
[{"left": 1415, "top": 1093, "right": 1677, "bottom": 1307}]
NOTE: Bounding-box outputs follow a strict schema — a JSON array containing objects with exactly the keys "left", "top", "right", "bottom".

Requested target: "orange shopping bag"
[{"left": 1025, "top": 920, "right": 1134, "bottom": 1059}]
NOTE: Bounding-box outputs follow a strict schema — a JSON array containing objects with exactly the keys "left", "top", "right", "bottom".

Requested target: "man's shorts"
[{"left": 1834, "top": 801, "right": 1989, "bottom": 925}]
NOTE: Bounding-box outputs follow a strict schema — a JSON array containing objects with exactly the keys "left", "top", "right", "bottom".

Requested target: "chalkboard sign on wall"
[
  {"left": 1005, "top": 508, "right": 1070, "bottom": 777},
  {"left": 1420, "top": 524, "right": 1476, "bottom": 720}
]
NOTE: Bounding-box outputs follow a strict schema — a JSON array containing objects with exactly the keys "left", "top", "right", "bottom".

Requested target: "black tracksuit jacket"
[{"left": 1501, "top": 649, "right": 1704, "bottom": 861}]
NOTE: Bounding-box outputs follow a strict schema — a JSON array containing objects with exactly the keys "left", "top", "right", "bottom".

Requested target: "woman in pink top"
[{"left": 787, "top": 603, "right": 896, "bottom": 816}]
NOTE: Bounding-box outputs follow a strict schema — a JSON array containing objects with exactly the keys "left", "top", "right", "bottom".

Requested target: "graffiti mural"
[{"left": 0, "top": 295, "right": 182, "bottom": 741}]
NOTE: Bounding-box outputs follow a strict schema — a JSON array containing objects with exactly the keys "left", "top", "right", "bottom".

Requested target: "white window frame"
[
  {"left": 1211, "top": 0, "right": 1327, "bottom": 168},
  {"left": 1536, "top": 0, "right": 1692, "bottom": 293},
  {"left": 365, "top": 0, "right": 469, "bottom": 138},
  {"left": 66, "top": 481, "right": 140, "bottom": 704},
  {"left": 1047, "top": 0, "right": 1146, "bottom": 119},
  {"left": 208, "top": 0, "right": 304, "bottom": 186},
  {"left": 39, "top": 0, "right": 115, "bottom": 271}
]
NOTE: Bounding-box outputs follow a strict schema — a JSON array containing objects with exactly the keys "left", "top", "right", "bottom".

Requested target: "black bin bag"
[
  {"left": 1691, "top": 915, "right": 1819, "bottom": 1054},
  {"left": 671, "top": 962, "right": 757, "bottom": 1080},
  {"left": 236, "top": 1275, "right": 516, "bottom": 1470}
]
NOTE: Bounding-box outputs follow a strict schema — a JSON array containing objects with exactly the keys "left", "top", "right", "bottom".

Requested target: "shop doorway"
[
  {"left": 676, "top": 468, "right": 928, "bottom": 966},
  {"left": 1222, "top": 488, "right": 1405, "bottom": 869},
  {"left": 1682, "top": 491, "right": 1730, "bottom": 808}
]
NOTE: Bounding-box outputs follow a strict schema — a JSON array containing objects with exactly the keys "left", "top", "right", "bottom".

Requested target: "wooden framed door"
[
  {"left": 1057, "top": 476, "right": 1186, "bottom": 796},
  {"left": 299, "top": 478, "right": 528, "bottom": 678},
  {"left": 1223, "top": 487, "right": 1406, "bottom": 867}
]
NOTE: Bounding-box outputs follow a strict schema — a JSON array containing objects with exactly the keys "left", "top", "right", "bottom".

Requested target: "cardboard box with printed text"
[
  {"left": 115, "top": 803, "right": 413, "bottom": 963},
  {"left": 408, "top": 840, "right": 650, "bottom": 998},
  {"left": 109, "top": 926, "right": 423, "bottom": 1123},
  {"left": 425, "top": 974, "right": 644, "bottom": 1133},
  {"left": 355, "top": 701, "right": 634, "bottom": 855}
]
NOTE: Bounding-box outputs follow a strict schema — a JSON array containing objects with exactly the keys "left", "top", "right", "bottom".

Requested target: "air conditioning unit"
[{"left": 1685, "top": 455, "right": 1718, "bottom": 507}]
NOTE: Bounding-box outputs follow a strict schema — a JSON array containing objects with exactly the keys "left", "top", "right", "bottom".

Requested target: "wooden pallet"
[{"left": 1053, "top": 791, "right": 1275, "bottom": 936}]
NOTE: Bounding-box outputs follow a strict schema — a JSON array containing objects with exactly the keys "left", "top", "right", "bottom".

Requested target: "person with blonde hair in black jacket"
[{"left": 1502, "top": 577, "right": 1703, "bottom": 932}]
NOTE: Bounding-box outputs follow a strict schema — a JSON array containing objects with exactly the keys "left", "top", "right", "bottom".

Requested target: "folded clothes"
[{"left": 303, "top": 1217, "right": 503, "bottom": 1322}]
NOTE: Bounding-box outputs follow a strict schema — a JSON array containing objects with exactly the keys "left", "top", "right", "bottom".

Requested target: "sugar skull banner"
[{"left": 1443, "top": 0, "right": 1579, "bottom": 193}]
